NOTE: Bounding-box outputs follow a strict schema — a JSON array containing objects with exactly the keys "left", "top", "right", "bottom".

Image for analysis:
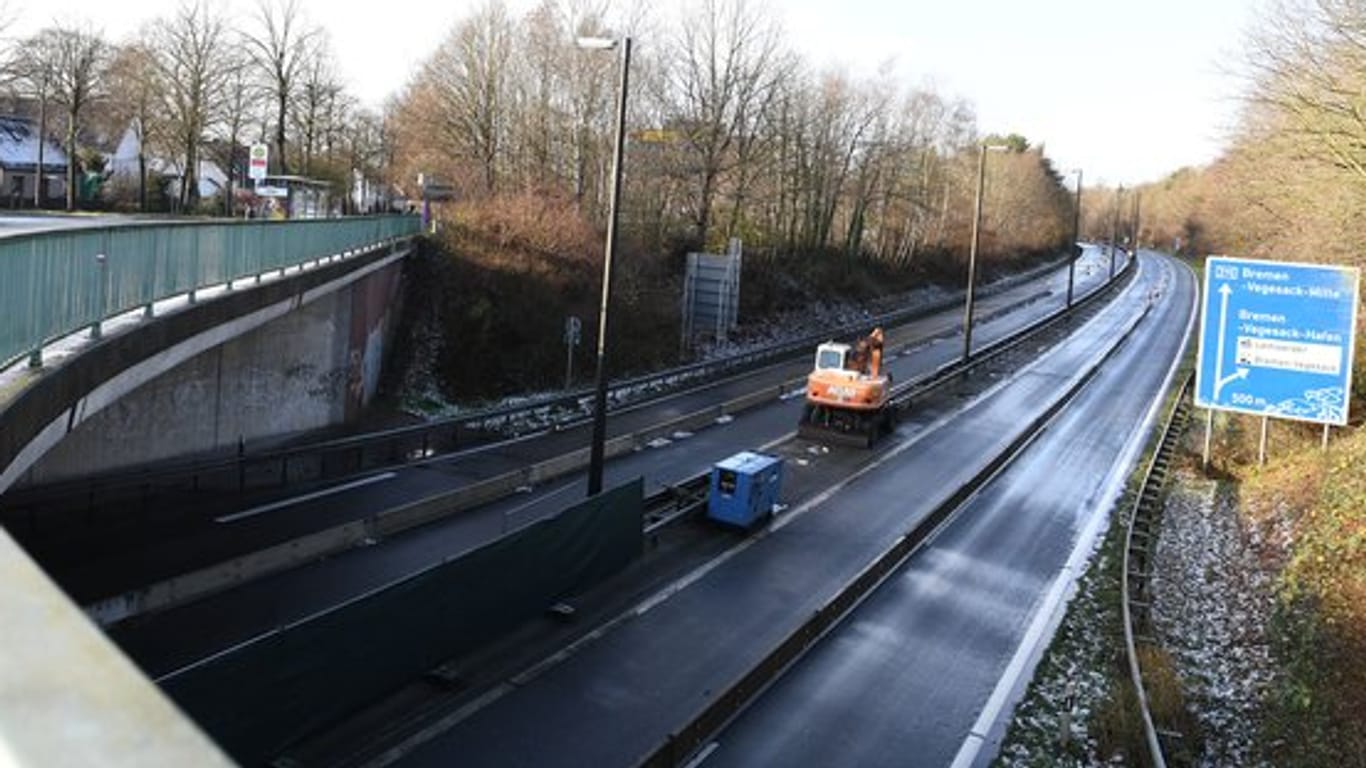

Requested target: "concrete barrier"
[
  {"left": 372, "top": 466, "right": 532, "bottom": 538},
  {"left": 88, "top": 520, "right": 372, "bottom": 626}
]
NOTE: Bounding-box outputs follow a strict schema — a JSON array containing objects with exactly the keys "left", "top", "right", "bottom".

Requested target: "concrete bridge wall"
[
  {"left": 0, "top": 240, "right": 413, "bottom": 493},
  {"left": 21, "top": 257, "right": 404, "bottom": 485}
]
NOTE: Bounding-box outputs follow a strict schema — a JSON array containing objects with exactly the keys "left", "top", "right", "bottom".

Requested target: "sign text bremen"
[{"left": 1196, "top": 256, "right": 1359, "bottom": 425}]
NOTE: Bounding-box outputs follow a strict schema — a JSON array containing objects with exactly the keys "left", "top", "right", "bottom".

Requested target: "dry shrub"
[
  {"left": 1224, "top": 422, "right": 1366, "bottom": 766},
  {"left": 1139, "top": 645, "right": 1202, "bottom": 763},
  {"left": 1095, "top": 675, "right": 1145, "bottom": 764},
  {"left": 446, "top": 194, "right": 600, "bottom": 277}
]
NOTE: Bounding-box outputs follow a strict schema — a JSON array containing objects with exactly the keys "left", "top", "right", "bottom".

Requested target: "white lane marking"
[
  {"left": 950, "top": 255, "right": 1194, "bottom": 768},
  {"left": 681, "top": 741, "right": 720, "bottom": 768},
  {"left": 214, "top": 472, "right": 398, "bottom": 523},
  {"left": 335, "top": 266, "right": 1152, "bottom": 756}
]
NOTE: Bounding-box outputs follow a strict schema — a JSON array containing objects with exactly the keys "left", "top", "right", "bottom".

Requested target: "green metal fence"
[{"left": 0, "top": 215, "right": 421, "bottom": 370}]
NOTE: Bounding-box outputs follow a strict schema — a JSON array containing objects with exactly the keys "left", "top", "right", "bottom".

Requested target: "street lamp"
[
  {"left": 1131, "top": 190, "right": 1141, "bottom": 258},
  {"left": 1066, "top": 169, "right": 1082, "bottom": 311},
  {"left": 578, "top": 34, "right": 632, "bottom": 497},
  {"left": 1109, "top": 185, "right": 1123, "bottom": 280},
  {"left": 963, "top": 142, "right": 1008, "bottom": 363}
]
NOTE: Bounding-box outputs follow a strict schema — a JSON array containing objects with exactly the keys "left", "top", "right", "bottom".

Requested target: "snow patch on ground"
[
  {"left": 392, "top": 259, "right": 1063, "bottom": 435},
  {"left": 1151, "top": 479, "right": 1278, "bottom": 768},
  {"left": 689, "top": 284, "right": 951, "bottom": 362},
  {"left": 995, "top": 549, "right": 1118, "bottom": 767}
]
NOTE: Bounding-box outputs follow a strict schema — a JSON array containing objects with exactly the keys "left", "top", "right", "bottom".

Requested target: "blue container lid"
[{"left": 714, "top": 451, "right": 780, "bottom": 474}]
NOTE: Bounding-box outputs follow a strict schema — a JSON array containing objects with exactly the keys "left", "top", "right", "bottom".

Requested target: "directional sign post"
[
  {"left": 564, "top": 315, "right": 582, "bottom": 390},
  {"left": 1196, "top": 256, "right": 1359, "bottom": 426}
]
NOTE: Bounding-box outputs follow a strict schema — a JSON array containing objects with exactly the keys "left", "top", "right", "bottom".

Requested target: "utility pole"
[
  {"left": 1132, "top": 191, "right": 1141, "bottom": 257},
  {"left": 964, "top": 143, "right": 1005, "bottom": 362},
  {"left": 1067, "top": 169, "right": 1082, "bottom": 311},
  {"left": 1109, "top": 186, "right": 1123, "bottom": 280},
  {"left": 581, "top": 35, "right": 631, "bottom": 497}
]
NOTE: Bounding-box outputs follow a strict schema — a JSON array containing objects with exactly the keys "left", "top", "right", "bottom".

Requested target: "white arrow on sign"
[{"left": 1213, "top": 283, "right": 1250, "bottom": 399}]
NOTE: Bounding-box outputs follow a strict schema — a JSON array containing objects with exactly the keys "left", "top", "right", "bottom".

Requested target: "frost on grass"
[
  {"left": 994, "top": 547, "right": 1119, "bottom": 768},
  {"left": 1151, "top": 479, "right": 1277, "bottom": 768}
]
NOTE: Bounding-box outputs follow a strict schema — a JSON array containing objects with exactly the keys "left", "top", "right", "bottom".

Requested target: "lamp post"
[
  {"left": 1066, "top": 169, "right": 1082, "bottom": 311},
  {"left": 1109, "top": 185, "right": 1123, "bottom": 281},
  {"left": 963, "top": 142, "right": 1007, "bottom": 363},
  {"left": 1131, "top": 190, "right": 1141, "bottom": 258},
  {"left": 578, "top": 35, "right": 631, "bottom": 497}
]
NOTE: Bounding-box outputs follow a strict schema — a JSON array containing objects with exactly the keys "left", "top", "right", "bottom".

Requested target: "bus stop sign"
[
  {"left": 248, "top": 144, "right": 268, "bottom": 181},
  {"left": 1195, "top": 256, "right": 1359, "bottom": 425}
]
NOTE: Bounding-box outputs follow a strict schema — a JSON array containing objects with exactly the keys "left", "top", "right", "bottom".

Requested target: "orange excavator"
[{"left": 797, "top": 327, "right": 896, "bottom": 447}]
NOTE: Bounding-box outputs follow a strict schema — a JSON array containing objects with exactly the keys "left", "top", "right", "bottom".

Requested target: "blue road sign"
[{"left": 1196, "top": 256, "right": 1360, "bottom": 425}]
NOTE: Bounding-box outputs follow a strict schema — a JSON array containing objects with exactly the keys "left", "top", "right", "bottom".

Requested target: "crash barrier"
[{"left": 1, "top": 250, "right": 1077, "bottom": 512}]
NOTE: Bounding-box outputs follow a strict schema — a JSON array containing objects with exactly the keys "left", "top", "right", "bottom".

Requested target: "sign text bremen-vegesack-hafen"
[{"left": 1196, "top": 256, "right": 1360, "bottom": 425}]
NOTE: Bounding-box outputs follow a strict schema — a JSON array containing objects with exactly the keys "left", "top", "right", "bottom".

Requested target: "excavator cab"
[
  {"left": 814, "top": 343, "right": 851, "bottom": 372},
  {"left": 798, "top": 328, "right": 896, "bottom": 447}
]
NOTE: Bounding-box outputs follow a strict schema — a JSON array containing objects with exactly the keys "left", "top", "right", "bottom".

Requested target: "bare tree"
[
  {"left": 416, "top": 0, "right": 514, "bottom": 195},
  {"left": 289, "top": 36, "right": 342, "bottom": 176},
  {"left": 1242, "top": 0, "right": 1366, "bottom": 185},
  {"left": 662, "top": 0, "right": 784, "bottom": 246},
  {"left": 150, "top": 0, "right": 234, "bottom": 211},
  {"left": 104, "top": 40, "right": 163, "bottom": 211},
  {"left": 243, "top": 0, "right": 318, "bottom": 176},
  {"left": 215, "top": 48, "right": 256, "bottom": 216},
  {"left": 45, "top": 24, "right": 110, "bottom": 211},
  {"left": 387, "top": 0, "right": 1073, "bottom": 270},
  {"left": 10, "top": 32, "right": 58, "bottom": 207}
]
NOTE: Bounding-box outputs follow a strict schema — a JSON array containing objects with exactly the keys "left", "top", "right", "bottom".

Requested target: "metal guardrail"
[
  {"left": 0, "top": 252, "right": 1075, "bottom": 511},
  {"left": 639, "top": 255, "right": 1147, "bottom": 768},
  {"left": 60, "top": 257, "right": 1132, "bottom": 626},
  {"left": 890, "top": 252, "right": 1135, "bottom": 409},
  {"left": 0, "top": 215, "right": 421, "bottom": 370},
  {"left": 1122, "top": 371, "right": 1193, "bottom": 768}
]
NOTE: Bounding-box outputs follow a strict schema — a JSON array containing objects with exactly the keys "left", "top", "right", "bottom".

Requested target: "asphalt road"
[
  {"left": 701, "top": 251, "right": 1194, "bottom": 767},
  {"left": 111, "top": 249, "right": 1119, "bottom": 680},
  {"left": 392, "top": 252, "right": 1176, "bottom": 767},
  {"left": 29, "top": 247, "right": 1113, "bottom": 598}
]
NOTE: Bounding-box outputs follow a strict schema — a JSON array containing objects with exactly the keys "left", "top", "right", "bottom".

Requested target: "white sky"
[{"left": 7, "top": 0, "right": 1260, "bottom": 186}]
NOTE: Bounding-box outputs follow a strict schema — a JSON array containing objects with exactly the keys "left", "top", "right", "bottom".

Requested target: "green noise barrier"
[{"left": 161, "top": 477, "right": 643, "bottom": 766}]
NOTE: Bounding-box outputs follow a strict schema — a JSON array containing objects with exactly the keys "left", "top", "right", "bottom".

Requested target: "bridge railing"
[{"left": 0, "top": 215, "right": 421, "bottom": 370}]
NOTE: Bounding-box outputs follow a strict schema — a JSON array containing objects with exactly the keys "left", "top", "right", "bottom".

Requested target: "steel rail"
[{"left": 1121, "top": 371, "right": 1193, "bottom": 768}]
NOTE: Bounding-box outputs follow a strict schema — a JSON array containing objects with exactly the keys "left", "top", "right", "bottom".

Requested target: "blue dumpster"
[{"left": 708, "top": 451, "right": 784, "bottom": 529}]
